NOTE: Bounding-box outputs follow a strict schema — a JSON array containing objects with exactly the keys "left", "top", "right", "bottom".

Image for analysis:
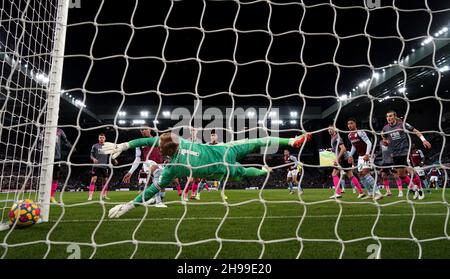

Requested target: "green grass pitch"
[{"left": 1, "top": 188, "right": 449, "bottom": 259}]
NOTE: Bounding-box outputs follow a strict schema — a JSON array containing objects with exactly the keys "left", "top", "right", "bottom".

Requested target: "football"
[{"left": 9, "top": 199, "right": 41, "bottom": 228}]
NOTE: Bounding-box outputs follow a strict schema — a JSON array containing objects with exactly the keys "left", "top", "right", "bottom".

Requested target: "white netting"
[
  {"left": 1, "top": 0, "right": 449, "bottom": 259},
  {"left": 0, "top": 0, "right": 60, "bottom": 227}
]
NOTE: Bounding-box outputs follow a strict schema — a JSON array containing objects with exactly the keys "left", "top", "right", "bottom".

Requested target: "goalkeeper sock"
[
  {"left": 51, "top": 180, "right": 58, "bottom": 198},
  {"left": 351, "top": 176, "right": 363, "bottom": 194},
  {"left": 133, "top": 184, "right": 160, "bottom": 206},
  {"left": 155, "top": 192, "right": 162, "bottom": 204},
  {"left": 243, "top": 167, "right": 269, "bottom": 178}
]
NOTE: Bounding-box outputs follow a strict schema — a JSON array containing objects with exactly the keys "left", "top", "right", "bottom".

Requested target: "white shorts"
[
  {"left": 430, "top": 176, "right": 438, "bottom": 183},
  {"left": 139, "top": 160, "right": 155, "bottom": 185},
  {"left": 414, "top": 167, "right": 425, "bottom": 177},
  {"left": 287, "top": 170, "right": 298, "bottom": 178},
  {"left": 357, "top": 156, "right": 372, "bottom": 172}
]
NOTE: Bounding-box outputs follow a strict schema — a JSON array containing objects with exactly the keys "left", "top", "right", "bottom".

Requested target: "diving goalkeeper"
[{"left": 102, "top": 132, "right": 312, "bottom": 218}]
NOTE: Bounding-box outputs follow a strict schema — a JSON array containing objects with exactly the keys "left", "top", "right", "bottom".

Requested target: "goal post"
[
  {"left": 0, "top": 0, "right": 70, "bottom": 230},
  {"left": 37, "top": 0, "right": 70, "bottom": 223}
]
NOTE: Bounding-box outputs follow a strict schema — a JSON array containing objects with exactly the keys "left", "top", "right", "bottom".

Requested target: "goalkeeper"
[{"left": 103, "top": 132, "right": 311, "bottom": 218}]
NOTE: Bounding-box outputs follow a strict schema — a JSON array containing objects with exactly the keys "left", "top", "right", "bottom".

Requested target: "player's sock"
[
  {"left": 101, "top": 182, "right": 109, "bottom": 197},
  {"left": 351, "top": 176, "right": 364, "bottom": 194},
  {"left": 159, "top": 191, "right": 165, "bottom": 201},
  {"left": 403, "top": 175, "right": 412, "bottom": 189},
  {"left": 288, "top": 182, "right": 294, "bottom": 192},
  {"left": 155, "top": 192, "right": 162, "bottom": 203},
  {"left": 422, "top": 179, "right": 430, "bottom": 192},
  {"left": 191, "top": 182, "right": 198, "bottom": 197},
  {"left": 89, "top": 183, "right": 95, "bottom": 196},
  {"left": 412, "top": 175, "right": 423, "bottom": 189},
  {"left": 51, "top": 180, "right": 58, "bottom": 198},
  {"left": 175, "top": 182, "right": 182, "bottom": 196},
  {"left": 198, "top": 181, "right": 204, "bottom": 192},
  {"left": 133, "top": 184, "right": 160, "bottom": 205},
  {"left": 360, "top": 175, "right": 371, "bottom": 195},
  {"left": 204, "top": 183, "right": 210, "bottom": 191},
  {"left": 340, "top": 179, "right": 345, "bottom": 190},
  {"left": 395, "top": 178, "right": 403, "bottom": 192},
  {"left": 333, "top": 176, "right": 341, "bottom": 195},
  {"left": 383, "top": 179, "right": 390, "bottom": 191},
  {"left": 365, "top": 175, "right": 378, "bottom": 195},
  {"left": 183, "top": 184, "right": 191, "bottom": 199}
]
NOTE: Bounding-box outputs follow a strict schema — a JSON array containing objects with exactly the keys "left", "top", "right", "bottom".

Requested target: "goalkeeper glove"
[
  {"left": 100, "top": 142, "right": 129, "bottom": 159},
  {"left": 108, "top": 202, "right": 135, "bottom": 218},
  {"left": 290, "top": 133, "right": 312, "bottom": 148}
]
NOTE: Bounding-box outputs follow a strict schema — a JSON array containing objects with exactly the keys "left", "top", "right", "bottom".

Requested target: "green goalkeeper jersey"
[
  {"left": 128, "top": 137, "right": 245, "bottom": 187},
  {"left": 127, "top": 136, "right": 291, "bottom": 188},
  {"left": 126, "top": 135, "right": 304, "bottom": 205}
]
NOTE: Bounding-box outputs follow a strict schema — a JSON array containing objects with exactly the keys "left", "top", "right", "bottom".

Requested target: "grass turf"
[{"left": 0, "top": 188, "right": 449, "bottom": 259}]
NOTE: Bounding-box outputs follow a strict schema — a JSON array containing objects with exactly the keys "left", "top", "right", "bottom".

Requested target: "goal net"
[
  {"left": 0, "top": 0, "right": 449, "bottom": 259},
  {"left": 0, "top": 0, "right": 67, "bottom": 232}
]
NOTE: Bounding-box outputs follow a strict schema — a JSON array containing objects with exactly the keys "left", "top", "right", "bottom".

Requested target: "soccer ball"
[{"left": 9, "top": 199, "right": 41, "bottom": 228}]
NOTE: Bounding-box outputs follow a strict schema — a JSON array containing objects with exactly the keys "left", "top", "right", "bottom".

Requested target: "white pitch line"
[{"left": 49, "top": 213, "right": 448, "bottom": 223}]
